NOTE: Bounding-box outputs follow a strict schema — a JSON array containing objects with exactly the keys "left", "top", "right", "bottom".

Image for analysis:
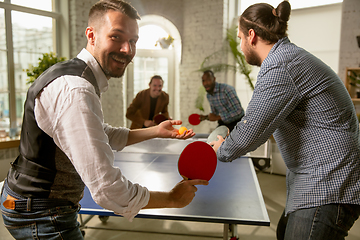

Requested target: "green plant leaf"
[
  {"left": 195, "top": 86, "right": 206, "bottom": 112},
  {"left": 24, "top": 52, "right": 66, "bottom": 85},
  {"left": 198, "top": 25, "right": 254, "bottom": 90}
]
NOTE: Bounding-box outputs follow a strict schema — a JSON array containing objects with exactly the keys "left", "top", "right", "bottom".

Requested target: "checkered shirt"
[
  {"left": 207, "top": 82, "right": 244, "bottom": 124},
  {"left": 217, "top": 37, "right": 360, "bottom": 215}
]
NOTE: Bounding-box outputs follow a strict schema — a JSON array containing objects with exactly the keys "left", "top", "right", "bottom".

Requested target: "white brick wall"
[
  {"left": 180, "top": 0, "right": 227, "bottom": 132},
  {"left": 69, "top": 0, "right": 97, "bottom": 57},
  {"left": 339, "top": 0, "right": 360, "bottom": 82}
]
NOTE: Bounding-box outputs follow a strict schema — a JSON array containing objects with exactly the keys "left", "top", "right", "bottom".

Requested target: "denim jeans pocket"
[
  {"left": 2, "top": 205, "right": 81, "bottom": 240},
  {"left": 336, "top": 204, "right": 360, "bottom": 232},
  {"left": 3, "top": 220, "right": 38, "bottom": 240}
]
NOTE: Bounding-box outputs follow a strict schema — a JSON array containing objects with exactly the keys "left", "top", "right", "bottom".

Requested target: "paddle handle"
[
  {"left": 199, "top": 115, "right": 209, "bottom": 121},
  {"left": 181, "top": 175, "right": 189, "bottom": 180}
]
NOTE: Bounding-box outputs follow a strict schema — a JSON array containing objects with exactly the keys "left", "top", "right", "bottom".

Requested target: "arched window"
[{"left": 124, "top": 15, "right": 181, "bottom": 127}]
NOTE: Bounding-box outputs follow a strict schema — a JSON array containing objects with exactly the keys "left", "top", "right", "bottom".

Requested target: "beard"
[
  {"left": 243, "top": 42, "right": 262, "bottom": 67},
  {"left": 102, "top": 52, "right": 132, "bottom": 78},
  {"left": 204, "top": 82, "right": 215, "bottom": 94},
  {"left": 102, "top": 67, "right": 125, "bottom": 78},
  {"left": 93, "top": 43, "right": 133, "bottom": 78}
]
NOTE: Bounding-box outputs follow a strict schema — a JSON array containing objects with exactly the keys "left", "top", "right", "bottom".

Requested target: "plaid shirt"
[
  {"left": 218, "top": 37, "right": 360, "bottom": 215},
  {"left": 207, "top": 82, "right": 244, "bottom": 124}
]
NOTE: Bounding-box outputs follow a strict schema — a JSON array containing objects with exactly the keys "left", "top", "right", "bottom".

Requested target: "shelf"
[
  {"left": 352, "top": 98, "right": 360, "bottom": 103},
  {"left": 345, "top": 67, "right": 360, "bottom": 100},
  {"left": 0, "top": 139, "right": 20, "bottom": 149}
]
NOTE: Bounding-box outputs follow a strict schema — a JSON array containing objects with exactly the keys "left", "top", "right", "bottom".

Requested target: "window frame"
[{"left": 0, "top": 0, "right": 68, "bottom": 143}]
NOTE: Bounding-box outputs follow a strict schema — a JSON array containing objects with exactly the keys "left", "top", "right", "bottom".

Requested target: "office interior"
[{"left": 0, "top": 0, "right": 360, "bottom": 239}]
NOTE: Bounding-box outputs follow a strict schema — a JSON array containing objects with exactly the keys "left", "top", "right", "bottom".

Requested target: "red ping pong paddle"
[
  {"left": 178, "top": 141, "right": 217, "bottom": 181},
  {"left": 188, "top": 114, "right": 201, "bottom": 125},
  {"left": 153, "top": 114, "right": 167, "bottom": 124}
]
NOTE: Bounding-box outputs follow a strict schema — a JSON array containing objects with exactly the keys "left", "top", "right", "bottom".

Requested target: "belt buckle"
[{"left": 3, "top": 194, "right": 18, "bottom": 210}]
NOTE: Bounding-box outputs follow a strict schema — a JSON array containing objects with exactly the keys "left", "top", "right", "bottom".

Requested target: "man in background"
[
  {"left": 200, "top": 70, "right": 244, "bottom": 131},
  {"left": 126, "top": 75, "right": 170, "bottom": 129}
]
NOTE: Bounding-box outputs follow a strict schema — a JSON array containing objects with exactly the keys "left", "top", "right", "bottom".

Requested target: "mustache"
[{"left": 109, "top": 52, "right": 133, "bottom": 63}]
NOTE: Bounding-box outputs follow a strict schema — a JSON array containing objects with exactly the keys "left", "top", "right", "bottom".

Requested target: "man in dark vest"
[{"left": 0, "top": 1, "right": 208, "bottom": 239}]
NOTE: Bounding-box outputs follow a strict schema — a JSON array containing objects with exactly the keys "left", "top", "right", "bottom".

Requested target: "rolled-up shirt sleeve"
[{"left": 35, "top": 76, "right": 150, "bottom": 221}]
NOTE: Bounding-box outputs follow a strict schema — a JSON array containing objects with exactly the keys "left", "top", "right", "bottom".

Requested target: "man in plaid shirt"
[{"left": 200, "top": 70, "right": 244, "bottom": 131}]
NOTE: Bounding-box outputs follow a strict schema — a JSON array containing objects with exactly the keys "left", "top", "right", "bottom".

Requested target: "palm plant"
[
  {"left": 195, "top": 86, "right": 206, "bottom": 112},
  {"left": 349, "top": 70, "right": 360, "bottom": 88},
  {"left": 199, "top": 25, "right": 254, "bottom": 90}
]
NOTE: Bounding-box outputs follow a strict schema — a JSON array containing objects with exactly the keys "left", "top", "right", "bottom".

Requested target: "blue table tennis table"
[{"left": 79, "top": 138, "right": 270, "bottom": 239}]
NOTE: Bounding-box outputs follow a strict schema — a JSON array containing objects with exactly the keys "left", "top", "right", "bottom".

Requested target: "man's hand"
[
  {"left": 209, "top": 135, "right": 225, "bottom": 153},
  {"left": 199, "top": 114, "right": 209, "bottom": 121},
  {"left": 144, "top": 179, "right": 209, "bottom": 209},
  {"left": 127, "top": 120, "right": 195, "bottom": 146},
  {"left": 168, "top": 179, "right": 209, "bottom": 208},
  {"left": 157, "top": 120, "right": 195, "bottom": 139},
  {"left": 144, "top": 120, "right": 156, "bottom": 127}
]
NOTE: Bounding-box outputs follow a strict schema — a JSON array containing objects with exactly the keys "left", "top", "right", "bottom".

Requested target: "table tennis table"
[{"left": 79, "top": 137, "right": 270, "bottom": 239}]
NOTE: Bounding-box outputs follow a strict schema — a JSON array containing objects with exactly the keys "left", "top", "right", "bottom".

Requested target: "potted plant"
[
  {"left": 155, "top": 35, "right": 174, "bottom": 49},
  {"left": 24, "top": 52, "right": 66, "bottom": 85},
  {"left": 349, "top": 70, "right": 360, "bottom": 98},
  {"left": 198, "top": 25, "right": 254, "bottom": 90}
]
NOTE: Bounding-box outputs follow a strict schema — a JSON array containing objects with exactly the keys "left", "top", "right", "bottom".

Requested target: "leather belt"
[
  {"left": 3, "top": 194, "right": 75, "bottom": 211},
  {"left": 3, "top": 180, "right": 75, "bottom": 211},
  {"left": 3, "top": 195, "right": 74, "bottom": 211}
]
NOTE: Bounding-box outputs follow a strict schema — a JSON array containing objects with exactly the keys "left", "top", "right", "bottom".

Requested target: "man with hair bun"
[{"left": 212, "top": 1, "right": 360, "bottom": 239}]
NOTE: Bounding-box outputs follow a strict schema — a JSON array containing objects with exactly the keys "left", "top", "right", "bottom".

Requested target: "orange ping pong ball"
[{"left": 178, "top": 126, "right": 188, "bottom": 135}]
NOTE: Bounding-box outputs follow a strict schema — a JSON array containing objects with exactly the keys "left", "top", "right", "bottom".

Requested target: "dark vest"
[{"left": 7, "top": 58, "right": 100, "bottom": 198}]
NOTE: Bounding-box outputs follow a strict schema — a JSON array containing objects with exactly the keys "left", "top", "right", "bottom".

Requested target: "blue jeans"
[
  {"left": 277, "top": 204, "right": 360, "bottom": 240},
  {"left": 1, "top": 187, "right": 84, "bottom": 240}
]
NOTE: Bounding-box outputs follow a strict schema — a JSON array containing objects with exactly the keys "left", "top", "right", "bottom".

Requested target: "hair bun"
[{"left": 277, "top": 1, "right": 291, "bottom": 23}]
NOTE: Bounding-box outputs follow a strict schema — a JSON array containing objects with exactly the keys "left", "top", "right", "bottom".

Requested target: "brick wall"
[
  {"left": 68, "top": 0, "right": 229, "bottom": 131},
  {"left": 338, "top": 0, "right": 360, "bottom": 82},
  {"left": 69, "top": 0, "right": 97, "bottom": 57},
  {"left": 69, "top": 0, "right": 123, "bottom": 127},
  {"left": 180, "top": 0, "right": 227, "bottom": 132},
  {"left": 129, "top": 0, "right": 184, "bottom": 37}
]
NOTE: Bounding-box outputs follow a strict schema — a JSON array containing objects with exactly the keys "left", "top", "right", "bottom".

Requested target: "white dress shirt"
[{"left": 34, "top": 48, "right": 150, "bottom": 220}]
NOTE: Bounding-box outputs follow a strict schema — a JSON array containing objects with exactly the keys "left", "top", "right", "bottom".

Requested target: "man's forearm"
[
  {"left": 126, "top": 126, "right": 158, "bottom": 146},
  {"left": 143, "top": 191, "right": 174, "bottom": 209},
  {"left": 208, "top": 113, "right": 221, "bottom": 121}
]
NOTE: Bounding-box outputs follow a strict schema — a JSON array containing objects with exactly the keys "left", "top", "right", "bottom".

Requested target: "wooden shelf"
[
  {"left": 0, "top": 139, "right": 20, "bottom": 149},
  {"left": 345, "top": 67, "right": 360, "bottom": 102}
]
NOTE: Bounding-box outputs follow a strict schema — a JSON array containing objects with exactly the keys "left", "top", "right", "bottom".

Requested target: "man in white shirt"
[{"left": 0, "top": 1, "right": 208, "bottom": 239}]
